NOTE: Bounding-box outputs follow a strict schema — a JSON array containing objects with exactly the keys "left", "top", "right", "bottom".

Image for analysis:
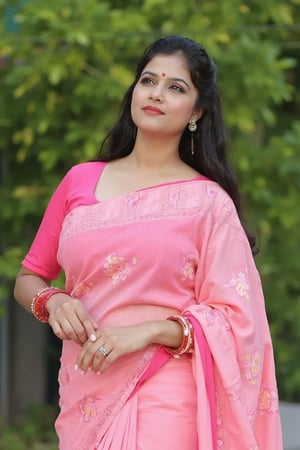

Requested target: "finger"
[
  {"left": 50, "top": 320, "right": 70, "bottom": 341},
  {"left": 98, "top": 348, "right": 118, "bottom": 373},
  {"left": 73, "top": 307, "right": 98, "bottom": 342},
  {"left": 91, "top": 346, "right": 112, "bottom": 372},
  {"left": 55, "top": 308, "right": 95, "bottom": 344},
  {"left": 76, "top": 341, "right": 100, "bottom": 372},
  {"left": 57, "top": 316, "right": 88, "bottom": 344},
  {"left": 48, "top": 301, "right": 86, "bottom": 343},
  {"left": 81, "top": 318, "right": 98, "bottom": 342}
]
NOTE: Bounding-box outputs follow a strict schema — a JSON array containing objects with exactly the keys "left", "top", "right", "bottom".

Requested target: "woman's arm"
[
  {"left": 14, "top": 266, "right": 50, "bottom": 312},
  {"left": 75, "top": 319, "right": 185, "bottom": 373},
  {"left": 14, "top": 266, "right": 98, "bottom": 345}
]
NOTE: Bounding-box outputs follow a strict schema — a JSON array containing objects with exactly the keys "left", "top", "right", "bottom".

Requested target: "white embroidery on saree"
[
  {"left": 244, "top": 350, "right": 261, "bottom": 385},
  {"left": 258, "top": 386, "right": 279, "bottom": 415},
  {"left": 227, "top": 270, "right": 250, "bottom": 300},
  {"left": 181, "top": 254, "right": 197, "bottom": 280},
  {"left": 59, "top": 182, "right": 228, "bottom": 243},
  {"left": 78, "top": 395, "right": 102, "bottom": 423},
  {"left": 102, "top": 253, "right": 138, "bottom": 284}
]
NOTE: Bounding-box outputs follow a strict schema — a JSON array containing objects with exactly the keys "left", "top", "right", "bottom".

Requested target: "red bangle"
[
  {"left": 164, "top": 315, "right": 194, "bottom": 359},
  {"left": 30, "top": 287, "right": 68, "bottom": 323}
]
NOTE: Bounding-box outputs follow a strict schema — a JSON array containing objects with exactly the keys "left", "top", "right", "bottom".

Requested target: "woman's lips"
[{"left": 142, "top": 106, "right": 164, "bottom": 115}]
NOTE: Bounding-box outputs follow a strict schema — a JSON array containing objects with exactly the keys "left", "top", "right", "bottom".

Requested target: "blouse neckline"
[{"left": 92, "top": 161, "right": 208, "bottom": 203}]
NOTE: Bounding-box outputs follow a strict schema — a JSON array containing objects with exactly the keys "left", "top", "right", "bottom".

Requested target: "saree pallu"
[{"left": 54, "top": 176, "right": 282, "bottom": 450}]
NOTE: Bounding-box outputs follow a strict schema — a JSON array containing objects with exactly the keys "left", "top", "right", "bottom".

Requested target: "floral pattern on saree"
[
  {"left": 258, "top": 386, "right": 279, "bottom": 415},
  {"left": 102, "top": 253, "right": 138, "bottom": 284},
  {"left": 78, "top": 395, "right": 102, "bottom": 423},
  {"left": 181, "top": 254, "right": 197, "bottom": 280},
  {"left": 72, "top": 280, "right": 94, "bottom": 299},
  {"left": 227, "top": 270, "right": 250, "bottom": 300},
  {"left": 244, "top": 350, "right": 261, "bottom": 385}
]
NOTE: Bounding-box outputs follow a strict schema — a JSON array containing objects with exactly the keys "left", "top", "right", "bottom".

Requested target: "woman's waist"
[
  {"left": 96, "top": 304, "right": 182, "bottom": 327},
  {"left": 70, "top": 281, "right": 195, "bottom": 323}
]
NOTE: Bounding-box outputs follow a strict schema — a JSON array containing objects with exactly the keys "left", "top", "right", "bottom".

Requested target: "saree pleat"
[
  {"left": 136, "top": 355, "right": 198, "bottom": 450},
  {"left": 97, "top": 394, "right": 138, "bottom": 450},
  {"left": 95, "top": 355, "right": 198, "bottom": 450}
]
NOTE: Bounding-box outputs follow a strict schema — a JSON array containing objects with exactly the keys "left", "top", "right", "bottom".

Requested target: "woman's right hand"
[
  {"left": 46, "top": 293, "right": 98, "bottom": 345},
  {"left": 14, "top": 268, "right": 98, "bottom": 346}
]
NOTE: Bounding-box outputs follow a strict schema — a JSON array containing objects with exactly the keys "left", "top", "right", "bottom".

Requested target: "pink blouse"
[{"left": 22, "top": 161, "right": 206, "bottom": 279}]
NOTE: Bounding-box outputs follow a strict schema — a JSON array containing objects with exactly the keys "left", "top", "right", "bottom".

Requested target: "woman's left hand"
[{"left": 75, "top": 323, "right": 154, "bottom": 374}]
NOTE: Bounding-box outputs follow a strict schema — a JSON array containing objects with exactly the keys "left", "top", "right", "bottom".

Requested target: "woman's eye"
[
  {"left": 170, "top": 84, "right": 185, "bottom": 93},
  {"left": 140, "top": 77, "right": 154, "bottom": 85}
]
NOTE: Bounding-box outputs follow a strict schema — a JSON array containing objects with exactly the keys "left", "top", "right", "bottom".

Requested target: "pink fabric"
[
  {"left": 186, "top": 313, "right": 217, "bottom": 450},
  {"left": 136, "top": 354, "right": 198, "bottom": 449},
  {"left": 184, "top": 202, "right": 283, "bottom": 449},
  {"left": 22, "top": 162, "right": 283, "bottom": 449},
  {"left": 97, "top": 392, "right": 139, "bottom": 450},
  {"left": 129, "top": 346, "right": 171, "bottom": 398},
  {"left": 98, "top": 354, "right": 198, "bottom": 450}
]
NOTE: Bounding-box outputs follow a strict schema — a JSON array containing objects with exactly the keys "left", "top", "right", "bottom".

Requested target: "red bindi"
[{"left": 162, "top": 72, "right": 166, "bottom": 77}]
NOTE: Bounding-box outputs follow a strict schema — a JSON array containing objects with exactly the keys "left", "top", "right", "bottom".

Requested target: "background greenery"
[
  {"left": 1, "top": 0, "right": 300, "bottom": 405},
  {"left": 0, "top": 403, "right": 58, "bottom": 449}
]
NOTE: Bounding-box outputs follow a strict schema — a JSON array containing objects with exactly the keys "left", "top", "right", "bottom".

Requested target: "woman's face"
[{"left": 131, "top": 53, "right": 201, "bottom": 139}]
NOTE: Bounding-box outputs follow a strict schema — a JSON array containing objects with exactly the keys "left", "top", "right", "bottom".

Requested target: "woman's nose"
[{"left": 149, "top": 84, "right": 163, "bottom": 101}]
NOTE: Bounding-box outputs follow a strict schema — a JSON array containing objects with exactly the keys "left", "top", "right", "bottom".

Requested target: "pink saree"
[{"left": 23, "top": 162, "right": 283, "bottom": 449}]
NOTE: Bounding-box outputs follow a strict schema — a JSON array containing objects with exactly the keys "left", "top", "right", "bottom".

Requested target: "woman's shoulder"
[
  {"left": 193, "top": 177, "right": 231, "bottom": 201},
  {"left": 191, "top": 178, "right": 238, "bottom": 220},
  {"left": 69, "top": 160, "right": 106, "bottom": 176},
  {"left": 64, "top": 160, "right": 106, "bottom": 184}
]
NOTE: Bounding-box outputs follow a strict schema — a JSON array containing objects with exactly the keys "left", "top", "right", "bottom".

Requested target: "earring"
[
  {"left": 188, "top": 119, "right": 197, "bottom": 156},
  {"left": 188, "top": 119, "right": 197, "bottom": 132}
]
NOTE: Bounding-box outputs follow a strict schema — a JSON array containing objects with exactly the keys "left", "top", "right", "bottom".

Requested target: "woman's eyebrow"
[{"left": 141, "top": 70, "right": 190, "bottom": 90}]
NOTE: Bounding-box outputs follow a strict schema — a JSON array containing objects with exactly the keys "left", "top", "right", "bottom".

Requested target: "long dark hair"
[{"left": 99, "top": 35, "right": 257, "bottom": 252}]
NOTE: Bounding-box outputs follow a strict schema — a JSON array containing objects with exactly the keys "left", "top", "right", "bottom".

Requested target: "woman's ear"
[{"left": 192, "top": 108, "right": 204, "bottom": 122}]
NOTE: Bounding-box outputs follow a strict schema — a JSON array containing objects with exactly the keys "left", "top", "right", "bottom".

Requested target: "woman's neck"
[{"left": 129, "top": 132, "right": 182, "bottom": 171}]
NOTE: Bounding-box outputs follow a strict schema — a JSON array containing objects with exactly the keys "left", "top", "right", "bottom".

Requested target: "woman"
[{"left": 14, "top": 35, "right": 283, "bottom": 449}]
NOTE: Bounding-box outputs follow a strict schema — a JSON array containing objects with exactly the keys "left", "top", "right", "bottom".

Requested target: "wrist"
[
  {"left": 31, "top": 287, "right": 69, "bottom": 323},
  {"left": 144, "top": 320, "right": 183, "bottom": 348},
  {"left": 46, "top": 292, "right": 70, "bottom": 314}
]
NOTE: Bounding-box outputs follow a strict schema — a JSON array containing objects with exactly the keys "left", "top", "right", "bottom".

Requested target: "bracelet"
[
  {"left": 30, "top": 287, "right": 68, "bottom": 323},
  {"left": 164, "top": 315, "right": 194, "bottom": 359}
]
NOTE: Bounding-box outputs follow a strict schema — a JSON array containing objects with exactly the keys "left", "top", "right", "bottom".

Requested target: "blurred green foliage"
[
  {"left": 0, "top": 403, "right": 58, "bottom": 449},
  {"left": 0, "top": 0, "right": 300, "bottom": 401}
]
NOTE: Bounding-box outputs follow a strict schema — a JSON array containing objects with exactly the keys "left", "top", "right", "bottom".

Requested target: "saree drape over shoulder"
[{"left": 22, "top": 162, "right": 283, "bottom": 450}]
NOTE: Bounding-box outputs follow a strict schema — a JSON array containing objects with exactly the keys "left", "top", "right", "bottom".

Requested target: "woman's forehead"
[{"left": 142, "top": 54, "right": 191, "bottom": 80}]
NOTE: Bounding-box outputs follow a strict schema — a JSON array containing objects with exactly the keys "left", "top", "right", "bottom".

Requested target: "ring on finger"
[{"left": 98, "top": 345, "right": 109, "bottom": 357}]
